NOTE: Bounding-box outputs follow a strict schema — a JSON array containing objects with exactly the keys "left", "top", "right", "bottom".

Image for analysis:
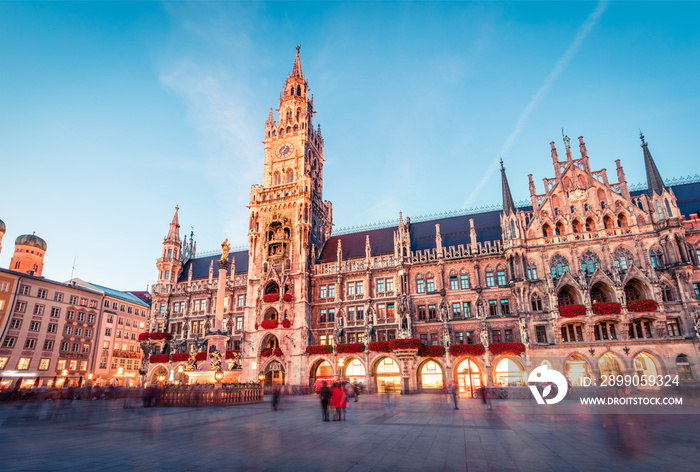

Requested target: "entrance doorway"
[
  {"left": 263, "top": 360, "right": 285, "bottom": 386},
  {"left": 456, "top": 359, "right": 482, "bottom": 397},
  {"left": 375, "top": 357, "right": 401, "bottom": 394}
]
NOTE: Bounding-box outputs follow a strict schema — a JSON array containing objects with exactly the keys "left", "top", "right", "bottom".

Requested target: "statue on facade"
[
  {"left": 519, "top": 317, "right": 529, "bottom": 345},
  {"left": 221, "top": 238, "right": 230, "bottom": 262},
  {"left": 401, "top": 315, "right": 408, "bottom": 331},
  {"left": 440, "top": 302, "right": 448, "bottom": 321},
  {"left": 480, "top": 329, "right": 489, "bottom": 348}
]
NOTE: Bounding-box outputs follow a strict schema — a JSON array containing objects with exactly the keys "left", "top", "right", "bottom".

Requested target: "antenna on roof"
[{"left": 70, "top": 257, "right": 77, "bottom": 281}]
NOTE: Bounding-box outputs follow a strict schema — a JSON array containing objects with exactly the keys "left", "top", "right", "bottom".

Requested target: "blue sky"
[{"left": 1, "top": 1, "right": 699, "bottom": 291}]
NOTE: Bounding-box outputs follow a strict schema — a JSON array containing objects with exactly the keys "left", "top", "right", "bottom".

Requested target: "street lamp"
[
  {"left": 214, "top": 369, "right": 224, "bottom": 383},
  {"left": 338, "top": 358, "right": 345, "bottom": 381}
]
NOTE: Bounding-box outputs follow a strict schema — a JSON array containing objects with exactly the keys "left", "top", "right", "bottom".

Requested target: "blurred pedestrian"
[
  {"left": 451, "top": 383, "right": 459, "bottom": 410},
  {"left": 319, "top": 382, "right": 331, "bottom": 421},
  {"left": 272, "top": 385, "right": 281, "bottom": 411},
  {"left": 331, "top": 382, "right": 344, "bottom": 421}
]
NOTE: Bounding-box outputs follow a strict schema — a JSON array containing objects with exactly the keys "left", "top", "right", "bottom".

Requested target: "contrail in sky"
[{"left": 462, "top": 0, "right": 609, "bottom": 209}]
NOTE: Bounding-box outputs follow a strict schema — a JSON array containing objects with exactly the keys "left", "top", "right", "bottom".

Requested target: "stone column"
[{"left": 215, "top": 259, "right": 230, "bottom": 330}]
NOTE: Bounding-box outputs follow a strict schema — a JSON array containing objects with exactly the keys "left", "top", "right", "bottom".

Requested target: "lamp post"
[
  {"left": 214, "top": 368, "right": 224, "bottom": 385},
  {"left": 338, "top": 358, "right": 345, "bottom": 381}
]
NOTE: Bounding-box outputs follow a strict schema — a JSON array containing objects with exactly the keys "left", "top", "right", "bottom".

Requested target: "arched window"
[
  {"left": 676, "top": 355, "right": 693, "bottom": 380},
  {"left": 286, "top": 170, "right": 294, "bottom": 183},
  {"left": 510, "top": 220, "right": 516, "bottom": 239},
  {"left": 580, "top": 251, "right": 601, "bottom": 276},
  {"left": 617, "top": 213, "right": 628, "bottom": 227},
  {"left": 603, "top": 215, "right": 614, "bottom": 229},
  {"left": 656, "top": 201, "right": 665, "bottom": 220},
  {"left": 286, "top": 109, "right": 292, "bottom": 123},
  {"left": 661, "top": 283, "right": 674, "bottom": 302},
  {"left": 273, "top": 172, "right": 281, "bottom": 186},
  {"left": 585, "top": 218, "right": 596, "bottom": 232},
  {"left": 531, "top": 294, "right": 543, "bottom": 312},
  {"left": 550, "top": 255, "right": 569, "bottom": 279},
  {"left": 594, "top": 322, "right": 619, "bottom": 341},
  {"left": 555, "top": 222, "right": 564, "bottom": 235},
  {"left": 590, "top": 282, "right": 612, "bottom": 304},
  {"left": 613, "top": 247, "right": 634, "bottom": 272},
  {"left": 526, "top": 262, "right": 538, "bottom": 280},
  {"left": 557, "top": 286, "right": 577, "bottom": 306},
  {"left": 542, "top": 224, "right": 552, "bottom": 237},
  {"left": 572, "top": 219, "right": 582, "bottom": 233},
  {"left": 650, "top": 247, "right": 664, "bottom": 268},
  {"left": 624, "top": 280, "right": 644, "bottom": 301},
  {"left": 665, "top": 199, "right": 673, "bottom": 218}
]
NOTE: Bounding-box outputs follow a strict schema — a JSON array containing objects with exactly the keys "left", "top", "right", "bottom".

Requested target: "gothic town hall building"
[{"left": 148, "top": 48, "right": 700, "bottom": 395}]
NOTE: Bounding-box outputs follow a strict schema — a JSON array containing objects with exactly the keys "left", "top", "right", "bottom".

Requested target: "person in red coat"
[{"left": 331, "top": 382, "right": 345, "bottom": 421}]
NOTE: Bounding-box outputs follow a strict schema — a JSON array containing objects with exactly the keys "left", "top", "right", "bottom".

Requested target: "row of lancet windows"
[
  {"left": 548, "top": 247, "right": 661, "bottom": 279},
  {"left": 273, "top": 170, "right": 295, "bottom": 186},
  {"left": 543, "top": 213, "right": 628, "bottom": 237}
]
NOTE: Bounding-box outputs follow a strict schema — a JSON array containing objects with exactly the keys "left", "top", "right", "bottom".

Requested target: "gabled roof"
[
  {"left": 71, "top": 279, "right": 150, "bottom": 308},
  {"left": 178, "top": 250, "right": 249, "bottom": 282},
  {"left": 318, "top": 209, "right": 507, "bottom": 263},
  {"left": 178, "top": 181, "right": 699, "bottom": 273}
]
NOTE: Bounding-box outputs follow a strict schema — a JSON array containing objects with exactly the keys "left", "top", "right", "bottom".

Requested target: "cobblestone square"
[{"left": 1, "top": 394, "right": 698, "bottom": 471}]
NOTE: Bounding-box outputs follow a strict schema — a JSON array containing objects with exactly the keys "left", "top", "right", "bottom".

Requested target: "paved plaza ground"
[{"left": 0, "top": 393, "right": 698, "bottom": 472}]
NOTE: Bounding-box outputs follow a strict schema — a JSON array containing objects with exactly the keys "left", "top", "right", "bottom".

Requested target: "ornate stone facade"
[{"left": 148, "top": 48, "right": 700, "bottom": 394}]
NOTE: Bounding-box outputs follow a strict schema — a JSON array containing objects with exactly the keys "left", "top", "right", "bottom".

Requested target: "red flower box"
[
  {"left": 559, "top": 305, "right": 586, "bottom": 318},
  {"left": 283, "top": 294, "right": 293, "bottom": 302},
  {"left": 273, "top": 349, "right": 283, "bottom": 357},
  {"left": 449, "top": 344, "right": 486, "bottom": 357},
  {"left": 337, "top": 342, "right": 365, "bottom": 354},
  {"left": 305, "top": 345, "right": 333, "bottom": 355},
  {"left": 417, "top": 345, "right": 446, "bottom": 357},
  {"left": 225, "top": 350, "right": 239, "bottom": 359},
  {"left": 171, "top": 352, "right": 190, "bottom": 362},
  {"left": 592, "top": 302, "right": 621, "bottom": 315},
  {"left": 138, "top": 332, "right": 149, "bottom": 341},
  {"left": 281, "top": 319, "right": 291, "bottom": 328},
  {"left": 388, "top": 338, "right": 422, "bottom": 350},
  {"left": 195, "top": 352, "right": 207, "bottom": 361},
  {"left": 628, "top": 299, "right": 658, "bottom": 313},
  {"left": 263, "top": 293, "right": 279, "bottom": 303},
  {"left": 149, "top": 354, "right": 169, "bottom": 363},
  {"left": 488, "top": 342, "right": 526, "bottom": 356},
  {"left": 261, "top": 319, "right": 279, "bottom": 329},
  {"left": 255, "top": 323, "right": 258, "bottom": 330},
  {"left": 368, "top": 341, "right": 392, "bottom": 353},
  {"left": 148, "top": 332, "right": 172, "bottom": 341},
  {"left": 261, "top": 349, "right": 272, "bottom": 357}
]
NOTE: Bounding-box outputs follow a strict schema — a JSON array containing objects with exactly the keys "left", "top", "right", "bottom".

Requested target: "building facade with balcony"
[{"left": 147, "top": 47, "right": 700, "bottom": 394}]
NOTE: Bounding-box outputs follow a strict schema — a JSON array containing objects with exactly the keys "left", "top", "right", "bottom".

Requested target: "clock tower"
[{"left": 244, "top": 46, "right": 332, "bottom": 384}]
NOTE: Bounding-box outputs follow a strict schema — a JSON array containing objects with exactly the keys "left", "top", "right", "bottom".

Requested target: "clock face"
[{"left": 275, "top": 143, "right": 293, "bottom": 158}]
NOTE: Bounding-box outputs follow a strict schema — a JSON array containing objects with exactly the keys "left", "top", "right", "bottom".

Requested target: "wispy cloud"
[{"left": 462, "top": 0, "right": 609, "bottom": 209}]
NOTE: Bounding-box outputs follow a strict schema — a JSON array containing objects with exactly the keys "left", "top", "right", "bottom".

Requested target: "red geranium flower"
[
  {"left": 559, "top": 305, "right": 586, "bottom": 318},
  {"left": 281, "top": 319, "right": 291, "bottom": 328},
  {"left": 592, "top": 302, "right": 621, "bottom": 315},
  {"left": 261, "top": 320, "right": 279, "bottom": 329},
  {"left": 417, "top": 345, "right": 446, "bottom": 357},
  {"left": 448, "top": 344, "right": 485, "bottom": 357},
  {"left": 488, "top": 342, "right": 526, "bottom": 356},
  {"left": 305, "top": 345, "right": 333, "bottom": 355},
  {"left": 336, "top": 343, "right": 365, "bottom": 354},
  {"left": 171, "top": 352, "right": 190, "bottom": 362},
  {"left": 628, "top": 299, "right": 658, "bottom": 313}
]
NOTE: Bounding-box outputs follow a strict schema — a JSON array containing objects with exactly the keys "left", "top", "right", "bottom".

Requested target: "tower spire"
[
  {"left": 166, "top": 205, "right": 181, "bottom": 243},
  {"left": 291, "top": 45, "right": 303, "bottom": 78},
  {"left": 501, "top": 159, "right": 516, "bottom": 216},
  {"left": 640, "top": 133, "right": 666, "bottom": 196}
]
